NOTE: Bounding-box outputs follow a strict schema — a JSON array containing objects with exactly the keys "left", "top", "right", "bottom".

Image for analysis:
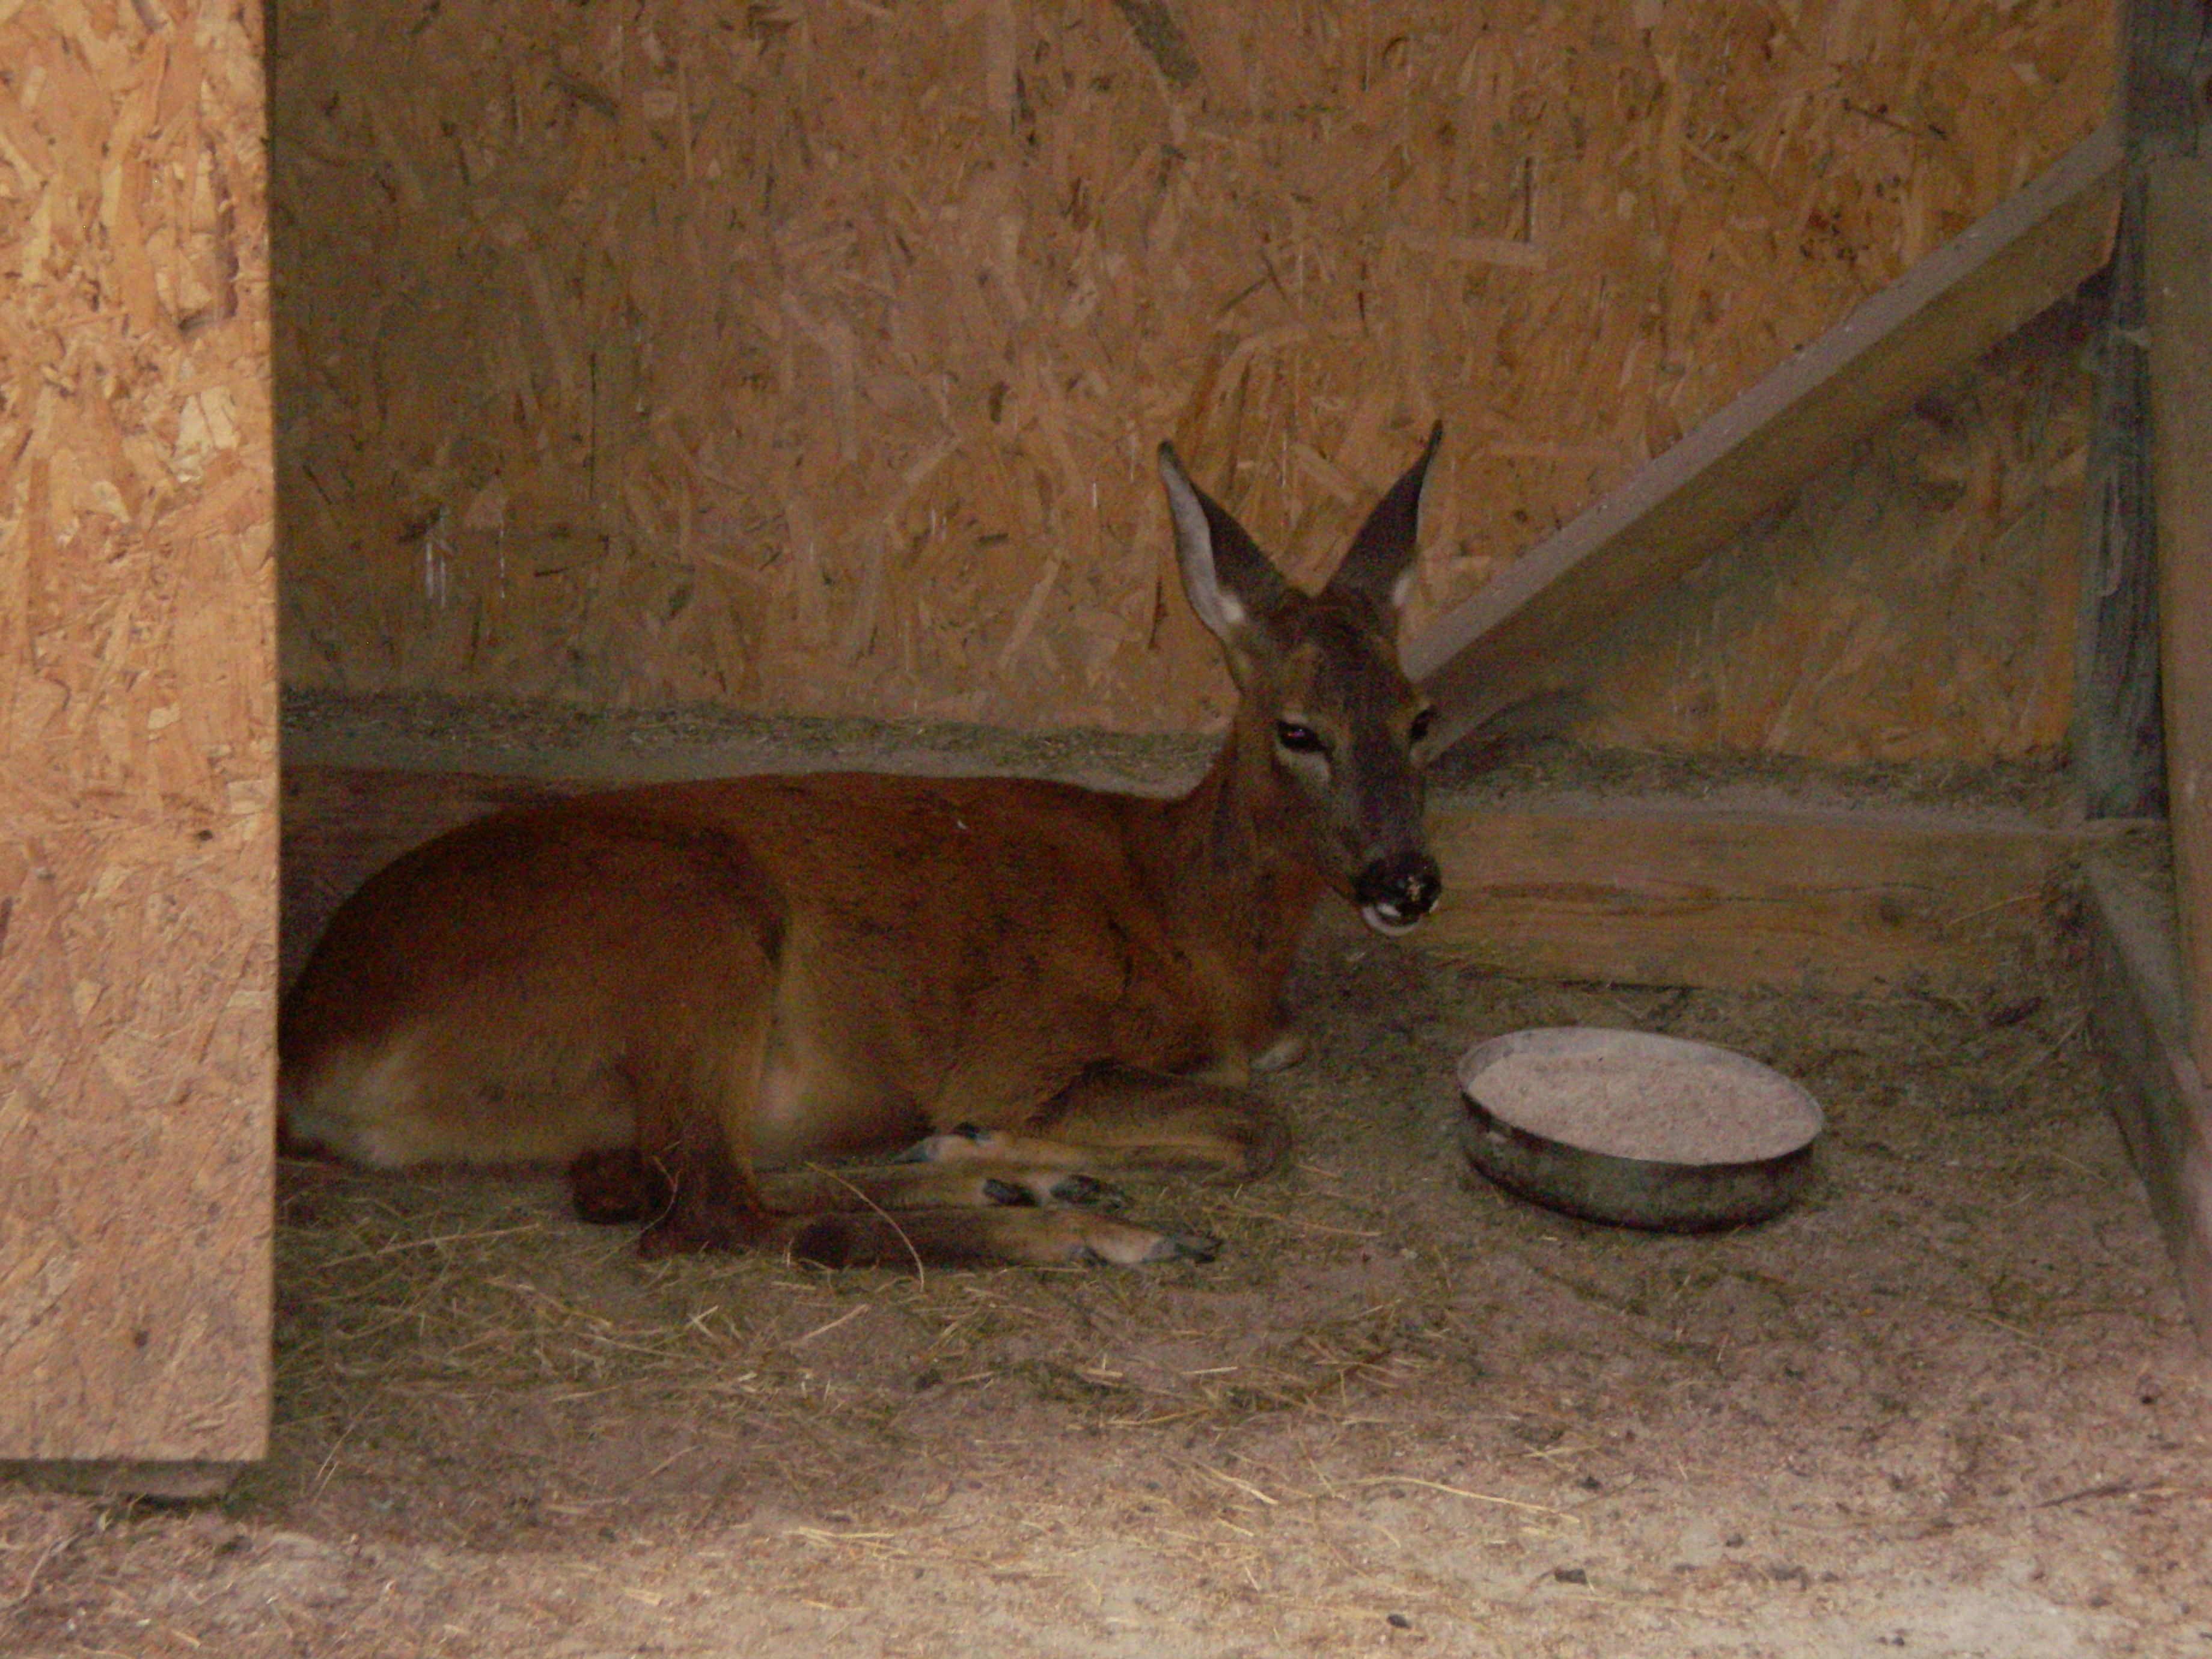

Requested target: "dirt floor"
[{"left": 6, "top": 890, "right": 2210, "bottom": 1657}]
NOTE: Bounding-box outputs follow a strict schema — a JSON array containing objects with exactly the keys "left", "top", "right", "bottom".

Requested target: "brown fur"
[{"left": 280, "top": 433, "right": 1446, "bottom": 1266}]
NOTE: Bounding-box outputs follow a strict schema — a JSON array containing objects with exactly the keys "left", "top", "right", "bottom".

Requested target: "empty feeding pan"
[{"left": 1458, "top": 1028, "right": 1823, "bottom": 1232}]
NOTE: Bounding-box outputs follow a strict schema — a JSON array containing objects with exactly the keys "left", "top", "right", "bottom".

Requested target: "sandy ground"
[{"left": 7, "top": 893, "right": 2210, "bottom": 1658}]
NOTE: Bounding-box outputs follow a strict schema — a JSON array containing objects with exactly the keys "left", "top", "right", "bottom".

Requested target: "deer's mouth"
[
  {"left": 1359, "top": 903, "right": 1426, "bottom": 937},
  {"left": 1352, "top": 855, "right": 1441, "bottom": 936}
]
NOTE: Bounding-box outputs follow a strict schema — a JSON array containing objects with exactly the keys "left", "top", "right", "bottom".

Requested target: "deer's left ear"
[
  {"left": 1322, "top": 422, "right": 1441, "bottom": 622},
  {"left": 1158, "top": 443, "right": 1292, "bottom": 647}
]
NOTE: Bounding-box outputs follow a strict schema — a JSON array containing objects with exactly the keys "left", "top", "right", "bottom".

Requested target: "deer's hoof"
[
  {"left": 1050, "top": 1173, "right": 1126, "bottom": 1211},
  {"left": 1152, "top": 1230, "right": 1221, "bottom": 1264}
]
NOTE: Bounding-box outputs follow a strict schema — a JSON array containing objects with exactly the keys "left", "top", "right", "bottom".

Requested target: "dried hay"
[
  {"left": 248, "top": 908, "right": 2139, "bottom": 1549},
  {"left": 8, "top": 900, "right": 2210, "bottom": 1654},
  {"left": 269, "top": 1153, "right": 1457, "bottom": 1456}
]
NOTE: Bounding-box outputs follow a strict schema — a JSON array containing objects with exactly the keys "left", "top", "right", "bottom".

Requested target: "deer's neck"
[{"left": 1149, "top": 726, "right": 1330, "bottom": 956}]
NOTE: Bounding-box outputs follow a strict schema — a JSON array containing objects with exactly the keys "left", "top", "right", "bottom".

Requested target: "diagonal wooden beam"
[{"left": 1410, "top": 120, "right": 2125, "bottom": 745}]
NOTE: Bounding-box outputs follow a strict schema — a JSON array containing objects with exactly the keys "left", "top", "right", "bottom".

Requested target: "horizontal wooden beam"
[
  {"left": 286, "top": 763, "right": 2096, "bottom": 1002},
  {"left": 1408, "top": 120, "right": 2125, "bottom": 744},
  {"left": 1414, "top": 798, "right": 2094, "bottom": 995},
  {"left": 2083, "top": 858, "right": 2212, "bottom": 1353}
]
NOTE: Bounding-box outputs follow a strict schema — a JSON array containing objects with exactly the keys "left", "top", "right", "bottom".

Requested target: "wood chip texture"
[
  {"left": 270, "top": 0, "right": 2114, "bottom": 747},
  {"left": 1, "top": 0, "right": 276, "bottom": 1461}
]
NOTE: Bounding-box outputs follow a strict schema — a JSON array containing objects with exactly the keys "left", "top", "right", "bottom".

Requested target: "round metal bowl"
[{"left": 1457, "top": 1027, "right": 1823, "bottom": 1232}]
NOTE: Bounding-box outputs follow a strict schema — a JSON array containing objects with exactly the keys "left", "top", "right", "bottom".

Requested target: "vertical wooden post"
[
  {"left": 0, "top": 0, "right": 276, "bottom": 1483},
  {"left": 2073, "top": 177, "right": 2166, "bottom": 820},
  {"left": 2145, "top": 149, "right": 2212, "bottom": 1074}
]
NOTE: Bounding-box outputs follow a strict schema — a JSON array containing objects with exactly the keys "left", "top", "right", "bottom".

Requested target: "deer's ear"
[
  {"left": 1158, "top": 444, "right": 1291, "bottom": 647},
  {"left": 1323, "top": 421, "right": 1441, "bottom": 622}
]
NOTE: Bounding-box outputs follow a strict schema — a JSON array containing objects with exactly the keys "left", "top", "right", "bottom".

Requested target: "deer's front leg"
[
  {"left": 891, "top": 1065, "right": 1289, "bottom": 1180},
  {"left": 787, "top": 1208, "right": 1221, "bottom": 1269}
]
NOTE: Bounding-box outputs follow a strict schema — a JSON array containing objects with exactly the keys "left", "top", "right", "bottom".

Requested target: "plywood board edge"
[{"left": 1, "top": 1460, "right": 249, "bottom": 1503}]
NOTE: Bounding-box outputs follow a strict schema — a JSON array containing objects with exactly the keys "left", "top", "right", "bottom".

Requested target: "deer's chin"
[{"left": 1358, "top": 903, "right": 1427, "bottom": 939}]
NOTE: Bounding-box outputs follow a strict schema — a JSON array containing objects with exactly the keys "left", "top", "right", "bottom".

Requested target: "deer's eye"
[
  {"left": 1408, "top": 708, "right": 1435, "bottom": 746},
  {"left": 1275, "top": 721, "right": 1325, "bottom": 754}
]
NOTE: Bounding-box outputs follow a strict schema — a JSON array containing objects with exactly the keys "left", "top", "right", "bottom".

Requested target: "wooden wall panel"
[
  {"left": 0, "top": 0, "right": 276, "bottom": 1463},
  {"left": 1558, "top": 299, "right": 2099, "bottom": 762},
  {"left": 1420, "top": 798, "right": 2083, "bottom": 994},
  {"left": 270, "top": 0, "right": 2114, "bottom": 742}
]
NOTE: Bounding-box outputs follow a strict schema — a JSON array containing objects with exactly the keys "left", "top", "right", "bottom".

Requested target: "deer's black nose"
[{"left": 1354, "top": 854, "right": 1441, "bottom": 936}]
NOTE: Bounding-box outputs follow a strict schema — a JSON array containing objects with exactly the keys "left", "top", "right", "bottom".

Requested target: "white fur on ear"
[
  {"left": 1158, "top": 444, "right": 1241, "bottom": 643},
  {"left": 1390, "top": 567, "right": 1417, "bottom": 614}
]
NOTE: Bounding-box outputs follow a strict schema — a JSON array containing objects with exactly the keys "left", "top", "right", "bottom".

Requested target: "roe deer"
[{"left": 280, "top": 428, "right": 1445, "bottom": 1267}]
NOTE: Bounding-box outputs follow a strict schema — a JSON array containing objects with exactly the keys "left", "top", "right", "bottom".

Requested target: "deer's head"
[{"left": 1159, "top": 427, "right": 1443, "bottom": 938}]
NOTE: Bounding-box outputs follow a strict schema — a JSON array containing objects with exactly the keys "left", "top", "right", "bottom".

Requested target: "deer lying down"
[{"left": 280, "top": 430, "right": 1445, "bottom": 1268}]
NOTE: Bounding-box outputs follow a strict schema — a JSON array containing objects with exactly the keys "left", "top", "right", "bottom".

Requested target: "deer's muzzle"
[{"left": 1353, "top": 852, "right": 1442, "bottom": 937}]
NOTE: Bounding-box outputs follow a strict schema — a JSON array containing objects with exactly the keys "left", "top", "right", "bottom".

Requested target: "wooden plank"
[
  {"left": 0, "top": 1460, "right": 245, "bottom": 1502},
  {"left": 1408, "top": 121, "right": 2125, "bottom": 742},
  {"left": 2076, "top": 0, "right": 2209, "bottom": 819},
  {"left": 2083, "top": 858, "right": 2212, "bottom": 1354},
  {"left": 0, "top": 0, "right": 276, "bottom": 1464},
  {"left": 284, "top": 763, "right": 2089, "bottom": 1001},
  {"left": 2120, "top": 0, "right": 2212, "bottom": 147},
  {"left": 2074, "top": 175, "right": 2166, "bottom": 820},
  {"left": 2145, "top": 148, "right": 2212, "bottom": 1072},
  {"left": 1414, "top": 799, "right": 2086, "bottom": 995}
]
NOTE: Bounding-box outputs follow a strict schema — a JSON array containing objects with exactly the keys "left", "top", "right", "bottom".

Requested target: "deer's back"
[{"left": 280, "top": 771, "right": 1291, "bottom": 1167}]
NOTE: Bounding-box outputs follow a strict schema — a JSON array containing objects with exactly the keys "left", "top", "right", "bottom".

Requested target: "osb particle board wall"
[
  {"left": 1, "top": 0, "right": 275, "bottom": 1460},
  {"left": 1572, "top": 296, "right": 2095, "bottom": 762},
  {"left": 273, "top": 0, "right": 2113, "bottom": 747}
]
